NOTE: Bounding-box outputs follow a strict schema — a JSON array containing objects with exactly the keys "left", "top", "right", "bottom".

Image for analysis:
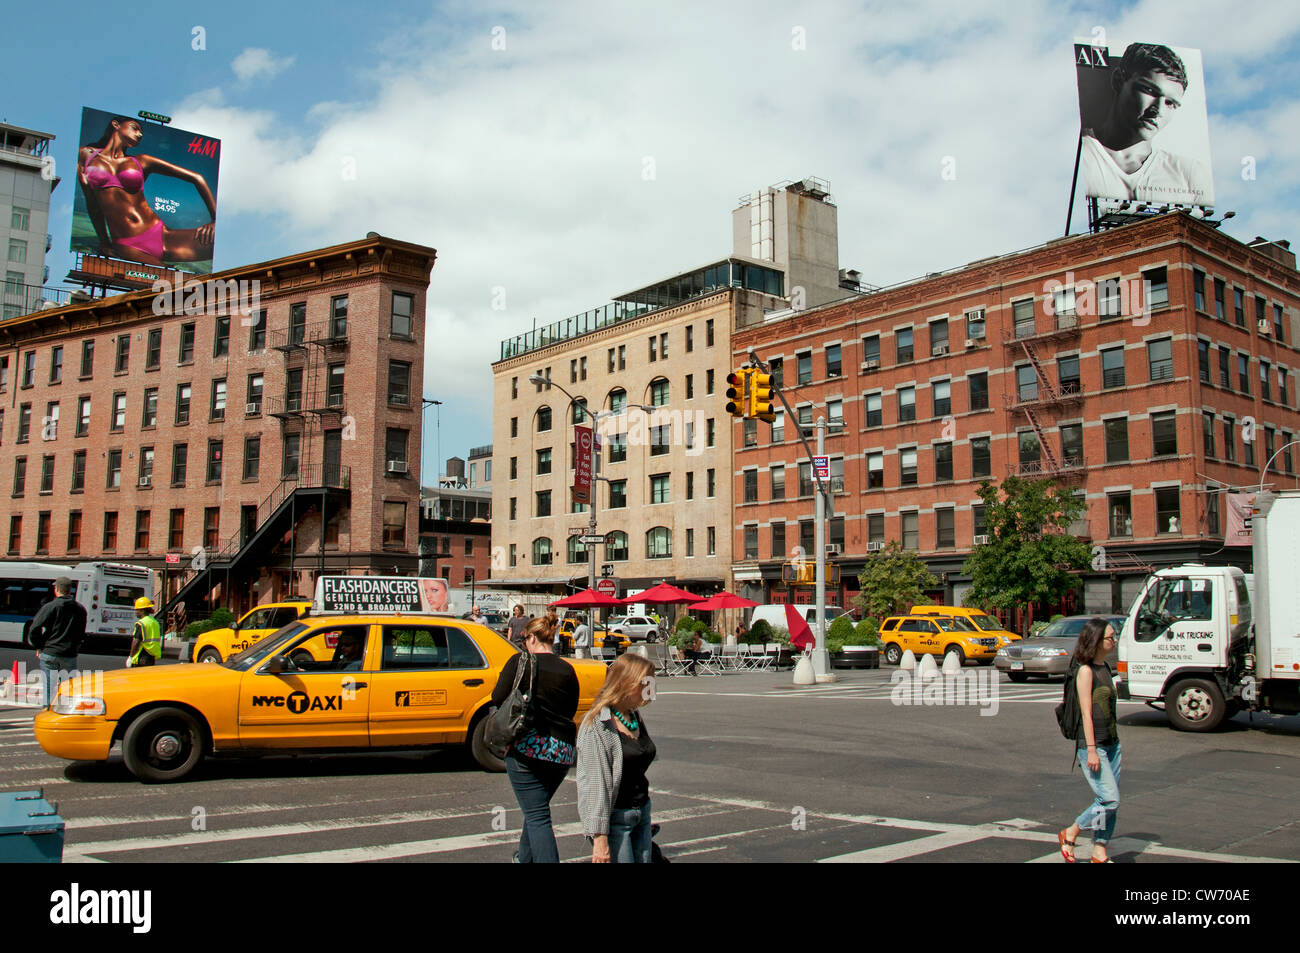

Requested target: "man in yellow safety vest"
[{"left": 128, "top": 597, "right": 162, "bottom": 667}]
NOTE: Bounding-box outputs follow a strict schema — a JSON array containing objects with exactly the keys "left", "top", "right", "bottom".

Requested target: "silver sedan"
[{"left": 994, "top": 615, "right": 1124, "bottom": 682}]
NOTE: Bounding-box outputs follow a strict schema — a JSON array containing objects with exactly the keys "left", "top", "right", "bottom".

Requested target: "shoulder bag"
[{"left": 485, "top": 652, "right": 537, "bottom": 758}]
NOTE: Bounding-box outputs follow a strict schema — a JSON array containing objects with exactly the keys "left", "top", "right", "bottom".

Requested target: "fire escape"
[
  {"left": 166, "top": 314, "right": 352, "bottom": 613},
  {"left": 1003, "top": 308, "right": 1086, "bottom": 482}
]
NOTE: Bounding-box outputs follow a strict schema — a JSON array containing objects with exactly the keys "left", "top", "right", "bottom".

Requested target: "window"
[
  {"left": 900, "top": 448, "right": 918, "bottom": 486},
  {"left": 652, "top": 473, "right": 671, "bottom": 504},
  {"left": 246, "top": 374, "right": 263, "bottom": 415},
  {"left": 49, "top": 346, "right": 63, "bottom": 385},
  {"left": 969, "top": 372, "right": 988, "bottom": 410},
  {"left": 70, "top": 450, "right": 86, "bottom": 493},
  {"left": 770, "top": 465, "right": 786, "bottom": 500},
  {"left": 1207, "top": 489, "right": 1221, "bottom": 535},
  {"left": 509, "top": 456, "right": 518, "bottom": 480},
  {"left": 1019, "top": 431, "right": 1041, "bottom": 470},
  {"left": 659, "top": 333, "right": 668, "bottom": 360},
  {"left": 929, "top": 320, "right": 950, "bottom": 356},
  {"left": 570, "top": 359, "right": 578, "bottom": 384},
  {"left": 107, "top": 449, "right": 122, "bottom": 488},
  {"left": 1214, "top": 279, "right": 1226, "bottom": 320},
  {"left": 1061, "top": 423, "right": 1083, "bottom": 466},
  {"left": 1152, "top": 412, "right": 1177, "bottom": 456},
  {"left": 1143, "top": 267, "right": 1168, "bottom": 309},
  {"left": 898, "top": 386, "right": 916, "bottom": 423},
  {"left": 1104, "top": 418, "right": 1129, "bottom": 463},
  {"left": 17, "top": 403, "right": 31, "bottom": 443},
  {"left": 973, "top": 504, "right": 987, "bottom": 538},
  {"left": 797, "top": 405, "right": 813, "bottom": 437},
  {"left": 203, "top": 507, "right": 219, "bottom": 549},
  {"left": 1284, "top": 433, "right": 1295, "bottom": 474},
  {"left": 21, "top": 352, "right": 35, "bottom": 388},
  {"left": 706, "top": 320, "right": 714, "bottom": 346},
  {"left": 607, "top": 432, "right": 627, "bottom": 464},
  {"left": 572, "top": 399, "right": 588, "bottom": 425},
  {"left": 707, "top": 468, "right": 716, "bottom": 497},
  {"left": 1057, "top": 354, "right": 1081, "bottom": 394},
  {"left": 1108, "top": 493, "right": 1132, "bottom": 537},
  {"left": 771, "top": 521, "right": 786, "bottom": 559},
  {"left": 685, "top": 325, "right": 694, "bottom": 353},
  {"left": 1219, "top": 347, "right": 1231, "bottom": 388},
  {"left": 536, "top": 490, "right": 551, "bottom": 517},
  {"left": 650, "top": 422, "right": 670, "bottom": 456},
  {"left": 1198, "top": 340, "right": 1211, "bottom": 383},
  {"left": 243, "top": 436, "right": 261, "bottom": 481},
  {"left": 971, "top": 436, "right": 991, "bottom": 477},
  {"left": 134, "top": 510, "right": 151, "bottom": 551},
  {"left": 771, "top": 409, "right": 784, "bottom": 442},
  {"left": 1016, "top": 365, "right": 1038, "bottom": 403},
  {"left": 862, "top": 335, "right": 881, "bottom": 367},
  {"left": 141, "top": 387, "right": 158, "bottom": 428},
  {"left": 207, "top": 440, "right": 223, "bottom": 483},
  {"left": 684, "top": 374, "right": 694, "bottom": 401},
  {"left": 172, "top": 444, "right": 188, "bottom": 486},
  {"left": 742, "top": 469, "right": 757, "bottom": 503},
  {"left": 43, "top": 401, "right": 58, "bottom": 440},
  {"left": 936, "top": 508, "right": 955, "bottom": 549},
  {"left": 1239, "top": 354, "right": 1250, "bottom": 395},
  {"left": 1148, "top": 339, "right": 1174, "bottom": 381},
  {"left": 567, "top": 535, "right": 588, "bottom": 564},
  {"left": 7, "top": 516, "right": 19, "bottom": 554},
  {"left": 178, "top": 323, "right": 195, "bottom": 363},
  {"left": 743, "top": 526, "right": 757, "bottom": 560},
  {"left": 826, "top": 344, "right": 842, "bottom": 377},
  {"left": 1274, "top": 303, "right": 1286, "bottom": 343},
  {"left": 901, "top": 512, "right": 919, "bottom": 550},
  {"left": 138, "top": 447, "right": 154, "bottom": 486},
  {"left": 1012, "top": 298, "right": 1035, "bottom": 337},
  {"left": 868, "top": 513, "right": 885, "bottom": 547},
  {"left": 1256, "top": 295, "right": 1266, "bottom": 333},
  {"left": 647, "top": 527, "right": 672, "bottom": 559},
  {"left": 796, "top": 351, "right": 812, "bottom": 385},
  {"left": 101, "top": 511, "right": 121, "bottom": 552},
  {"left": 860, "top": 392, "right": 881, "bottom": 428},
  {"left": 770, "top": 358, "right": 784, "bottom": 389},
  {"left": 107, "top": 392, "right": 125, "bottom": 431},
  {"left": 1193, "top": 270, "right": 1206, "bottom": 311},
  {"left": 934, "top": 441, "right": 953, "bottom": 482},
  {"left": 867, "top": 452, "right": 884, "bottom": 489},
  {"left": 330, "top": 295, "right": 349, "bottom": 339},
  {"left": 932, "top": 380, "right": 950, "bottom": 417},
  {"left": 648, "top": 335, "right": 657, "bottom": 362},
  {"left": 378, "top": 501, "right": 406, "bottom": 548},
  {"left": 68, "top": 511, "right": 82, "bottom": 552},
  {"left": 210, "top": 315, "right": 229, "bottom": 357},
  {"left": 828, "top": 399, "right": 844, "bottom": 427},
  {"left": 895, "top": 328, "right": 914, "bottom": 363},
  {"left": 609, "top": 479, "right": 627, "bottom": 509},
  {"left": 536, "top": 448, "right": 552, "bottom": 475},
  {"left": 6, "top": 239, "right": 25, "bottom": 265},
  {"left": 10, "top": 206, "right": 29, "bottom": 230},
  {"left": 605, "top": 532, "right": 628, "bottom": 562},
  {"left": 113, "top": 334, "right": 129, "bottom": 374},
  {"left": 12, "top": 457, "right": 26, "bottom": 497},
  {"left": 69, "top": 396, "right": 89, "bottom": 438},
  {"left": 1202, "top": 412, "right": 1216, "bottom": 459},
  {"left": 391, "top": 292, "right": 414, "bottom": 337},
  {"left": 1223, "top": 417, "right": 1236, "bottom": 462},
  {"left": 1244, "top": 427, "right": 1255, "bottom": 467},
  {"left": 1099, "top": 279, "right": 1122, "bottom": 318},
  {"left": 249, "top": 311, "right": 266, "bottom": 351},
  {"left": 707, "top": 418, "right": 716, "bottom": 447},
  {"left": 385, "top": 429, "right": 408, "bottom": 470},
  {"left": 326, "top": 364, "right": 345, "bottom": 407},
  {"left": 1155, "top": 487, "right": 1181, "bottom": 534},
  {"left": 1280, "top": 368, "right": 1290, "bottom": 407},
  {"left": 536, "top": 406, "right": 552, "bottom": 433},
  {"left": 1260, "top": 360, "right": 1272, "bottom": 402},
  {"left": 1101, "top": 347, "right": 1126, "bottom": 388},
  {"left": 1234, "top": 287, "right": 1245, "bottom": 327},
  {"left": 211, "top": 379, "right": 227, "bottom": 421},
  {"left": 288, "top": 303, "right": 306, "bottom": 346},
  {"left": 174, "top": 383, "right": 191, "bottom": 424},
  {"left": 743, "top": 419, "right": 757, "bottom": 447},
  {"left": 79, "top": 340, "right": 94, "bottom": 379}
]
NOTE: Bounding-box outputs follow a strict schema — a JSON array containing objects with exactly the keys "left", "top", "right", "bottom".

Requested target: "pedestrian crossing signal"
[{"left": 725, "top": 369, "right": 751, "bottom": 418}]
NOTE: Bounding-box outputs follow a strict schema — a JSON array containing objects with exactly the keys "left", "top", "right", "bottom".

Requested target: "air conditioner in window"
[
  {"left": 1258, "top": 319, "right": 1271, "bottom": 335},
  {"left": 825, "top": 543, "right": 842, "bottom": 556},
  {"left": 933, "top": 344, "right": 949, "bottom": 356},
  {"left": 973, "top": 534, "right": 990, "bottom": 545},
  {"left": 862, "top": 359, "right": 880, "bottom": 372},
  {"left": 245, "top": 402, "right": 261, "bottom": 415},
  {"left": 137, "top": 476, "right": 151, "bottom": 488},
  {"left": 387, "top": 461, "right": 409, "bottom": 474},
  {"left": 866, "top": 541, "right": 884, "bottom": 552},
  {"left": 964, "top": 339, "right": 978, "bottom": 348}
]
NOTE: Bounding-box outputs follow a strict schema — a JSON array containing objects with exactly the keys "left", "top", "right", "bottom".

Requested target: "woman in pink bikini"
[{"left": 77, "top": 116, "right": 216, "bottom": 265}]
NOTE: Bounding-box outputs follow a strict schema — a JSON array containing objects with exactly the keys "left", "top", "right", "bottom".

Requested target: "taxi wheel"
[
  {"left": 884, "top": 643, "right": 902, "bottom": 666},
  {"left": 196, "top": 648, "right": 222, "bottom": 664},
  {"left": 469, "top": 716, "right": 507, "bottom": 773},
  {"left": 944, "top": 645, "right": 965, "bottom": 666},
  {"left": 123, "top": 707, "right": 205, "bottom": 783}
]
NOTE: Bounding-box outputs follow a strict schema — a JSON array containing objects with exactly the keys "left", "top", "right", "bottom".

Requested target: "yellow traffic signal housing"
[
  {"left": 725, "top": 369, "right": 751, "bottom": 418},
  {"left": 750, "top": 371, "right": 775, "bottom": 422}
]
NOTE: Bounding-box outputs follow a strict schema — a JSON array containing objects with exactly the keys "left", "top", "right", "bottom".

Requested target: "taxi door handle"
[
  {"left": 463, "top": 678, "right": 484, "bottom": 687},
  {"left": 348, "top": 681, "right": 368, "bottom": 689}
]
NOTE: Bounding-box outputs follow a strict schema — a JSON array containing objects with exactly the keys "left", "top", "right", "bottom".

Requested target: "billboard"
[
  {"left": 72, "top": 107, "right": 221, "bottom": 275},
  {"left": 1074, "top": 39, "right": 1214, "bottom": 207},
  {"left": 313, "top": 576, "right": 451, "bottom": 614}
]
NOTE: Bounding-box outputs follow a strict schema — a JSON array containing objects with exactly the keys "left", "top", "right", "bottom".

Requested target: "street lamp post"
[{"left": 1258, "top": 440, "right": 1300, "bottom": 496}]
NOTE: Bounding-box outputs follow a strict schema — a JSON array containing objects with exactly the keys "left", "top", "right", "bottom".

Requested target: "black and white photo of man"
[{"left": 1079, "top": 42, "right": 1214, "bottom": 206}]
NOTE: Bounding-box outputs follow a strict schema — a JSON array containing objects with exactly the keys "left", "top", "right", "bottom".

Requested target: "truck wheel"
[
  {"left": 1166, "top": 678, "right": 1226, "bottom": 732},
  {"left": 196, "top": 648, "right": 222, "bottom": 664},
  {"left": 122, "top": 707, "right": 205, "bottom": 783},
  {"left": 469, "top": 714, "right": 507, "bottom": 773},
  {"left": 884, "top": 643, "right": 902, "bottom": 666}
]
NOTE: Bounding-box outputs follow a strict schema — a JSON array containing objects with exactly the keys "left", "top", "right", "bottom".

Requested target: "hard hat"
[{"left": 134, "top": 597, "right": 156, "bottom": 611}]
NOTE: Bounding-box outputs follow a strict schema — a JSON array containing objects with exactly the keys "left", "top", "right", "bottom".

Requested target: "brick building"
[
  {"left": 0, "top": 234, "right": 436, "bottom": 615},
  {"left": 731, "top": 212, "right": 1300, "bottom": 615}
]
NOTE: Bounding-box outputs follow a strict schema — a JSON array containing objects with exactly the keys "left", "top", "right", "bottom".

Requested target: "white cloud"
[{"left": 231, "top": 48, "right": 296, "bottom": 84}]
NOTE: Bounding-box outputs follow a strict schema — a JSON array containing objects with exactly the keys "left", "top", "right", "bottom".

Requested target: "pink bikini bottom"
[{"left": 114, "top": 220, "right": 165, "bottom": 258}]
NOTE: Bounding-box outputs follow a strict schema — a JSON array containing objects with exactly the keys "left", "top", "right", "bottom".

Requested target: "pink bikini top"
[{"left": 83, "top": 149, "right": 144, "bottom": 193}]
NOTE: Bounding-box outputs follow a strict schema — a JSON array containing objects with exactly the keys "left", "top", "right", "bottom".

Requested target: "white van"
[{"left": 748, "top": 603, "right": 844, "bottom": 634}]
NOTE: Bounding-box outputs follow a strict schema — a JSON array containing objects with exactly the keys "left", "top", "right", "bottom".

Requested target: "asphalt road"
[{"left": 1, "top": 663, "right": 1297, "bottom": 863}]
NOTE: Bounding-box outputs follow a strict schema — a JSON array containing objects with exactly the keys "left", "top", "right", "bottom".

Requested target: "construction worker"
[{"left": 127, "top": 597, "right": 162, "bottom": 668}]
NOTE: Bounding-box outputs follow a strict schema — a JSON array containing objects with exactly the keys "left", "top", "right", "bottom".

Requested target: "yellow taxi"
[
  {"left": 35, "top": 578, "right": 609, "bottom": 783},
  {"left": 191, "top": 600, "right": 314, "bottom": 664},
  {"left": 877, "top": 614, "right": 1009, "bottom": 666},
  {"left": 557, "top": 617, "right": 627, "bottom": 652},
  {"left": 908, "top": 605, "right": 1023, "bottom": 642}
]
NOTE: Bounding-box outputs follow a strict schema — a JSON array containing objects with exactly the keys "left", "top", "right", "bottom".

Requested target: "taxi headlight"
[{"left": 52, "top": 695, "right": 106, "bottom": 716}]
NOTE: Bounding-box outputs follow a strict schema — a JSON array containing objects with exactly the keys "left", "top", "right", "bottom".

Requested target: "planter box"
[{"left": 833, "top": 646, "right": 880, "bottom": 670}]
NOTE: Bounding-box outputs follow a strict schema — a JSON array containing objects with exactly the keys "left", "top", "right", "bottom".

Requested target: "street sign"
[
  {"left": 165, "top": 553, "right": 180, "bottom": 565},
  {"left": 595, "top": 578, "right": 618, "bottom": 598},
  {"left": 568, "top": 526, "right": 586, "bottom": 537},
  {"left": 578, "top": 535, "right": 607, "bottom": 544},
  {"left": 813, "top": 455, "right": 830, "bottom": 478}
]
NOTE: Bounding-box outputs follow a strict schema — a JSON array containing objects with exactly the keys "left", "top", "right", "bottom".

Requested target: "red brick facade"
[{"left": 731, "top": 213, "right": 1300, "bottom": 613}]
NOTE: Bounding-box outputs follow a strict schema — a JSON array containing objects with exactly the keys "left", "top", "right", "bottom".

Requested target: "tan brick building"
[
  {"left": 731, "top": 212, "right": 1300, "bottom": 615},
  {"left": 0, "top": 234, "right": 436, "bottom": 615}
]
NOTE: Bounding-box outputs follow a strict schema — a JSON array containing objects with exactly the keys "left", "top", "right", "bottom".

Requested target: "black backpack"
[{"left": 1055, "top": 663, "right": 1082, "bottom": 741}]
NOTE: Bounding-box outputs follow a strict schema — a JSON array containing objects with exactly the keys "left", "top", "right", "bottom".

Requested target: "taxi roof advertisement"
[
  {"left": 313, "top": 576, "right": 449, "bottom": 613},
  {"left": 1074, "top": 38, "right": 1215, "bottom": 207},
  {"left": 72, "top": 106, "right": 222, "bottom": 275}
]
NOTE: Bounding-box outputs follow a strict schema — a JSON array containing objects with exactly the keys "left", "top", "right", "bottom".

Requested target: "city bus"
[{"left": 0, "top": 562, "right": 153, "bottom": 650}]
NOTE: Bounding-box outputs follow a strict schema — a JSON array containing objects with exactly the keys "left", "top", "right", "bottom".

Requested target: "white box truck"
[{"left": 1117, "top": 489, "right": 1300, "bottom": 730}]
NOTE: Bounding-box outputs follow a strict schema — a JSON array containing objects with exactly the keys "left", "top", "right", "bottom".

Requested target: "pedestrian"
[
  {"left": 681, "top": 629, "right": 711, "bottom": 676},
  {"left": 1059, "top": 617, "right": 1121, "bottom": 863},
  {"left": 492, "top": 617, "right": 579, "bottom": 863},
  {"left": 469, "top": 604, "right": 488, "bottom": 626},
  {"left": 127, "top": 597, "right": 162, "bottom": 668},
  {"left": 577, "top": 653, "right": 657, "bottom": 863},
  {"left": 735, "top": 621, "right": 748, "bottom": 644},
  {"left": 27, "top": 577, "right": 87, "bottom": 708},
  {"left": 506, "top": 605, "right": 528, "bottom": 647},
  {"left": 573, "top": 616, "right": 592, "bottom": 660}
]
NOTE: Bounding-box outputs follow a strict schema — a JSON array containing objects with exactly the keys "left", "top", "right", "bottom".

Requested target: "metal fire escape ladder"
[{"left": 1021, "top": 404, "right": 1060, "bottom": 472}]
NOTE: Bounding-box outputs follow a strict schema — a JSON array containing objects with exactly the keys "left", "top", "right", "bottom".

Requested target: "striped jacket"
[{"left": 576, "top": 707, "right": 639, "bottom": 837}]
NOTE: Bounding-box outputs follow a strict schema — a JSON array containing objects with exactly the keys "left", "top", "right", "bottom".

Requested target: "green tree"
[
  {"left": 853, "top": 541, "right": 939, "bottom": 621},
  {"left": 961, "top": 476, "right": 1091, "bottom": 614}
]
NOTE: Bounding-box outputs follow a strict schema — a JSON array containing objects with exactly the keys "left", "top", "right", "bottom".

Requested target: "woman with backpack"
[{"left": 1058, "top": 617, "right": 1121, "bottom": 863}]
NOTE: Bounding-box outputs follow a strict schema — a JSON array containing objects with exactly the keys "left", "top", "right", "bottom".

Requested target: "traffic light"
[
  {"left": 725, "top": 369, "right": 751, "bottom": 418},
  {"left": 750, "top": 370, "right": 774, "bottom": 422}
]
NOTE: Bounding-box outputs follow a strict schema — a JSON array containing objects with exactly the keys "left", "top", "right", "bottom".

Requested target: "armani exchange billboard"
[{"left": 1074, "top": 39, "right": 1215, "bottom": 207}]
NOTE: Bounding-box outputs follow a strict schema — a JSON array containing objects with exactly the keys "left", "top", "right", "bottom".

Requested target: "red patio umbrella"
[
  {"left": 618, "top": 581, "right": 703, "bottom": 605},
  {"left": 550, "top": 588, "right": 622, "bottom": 609},
  {"left": 689, "top": 592, "right": 760, "bottom": 612}
]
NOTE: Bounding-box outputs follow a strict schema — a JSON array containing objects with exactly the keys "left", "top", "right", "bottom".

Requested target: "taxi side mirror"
[{"left": 267, "top": 656, "right": 284, "bottom": 675}]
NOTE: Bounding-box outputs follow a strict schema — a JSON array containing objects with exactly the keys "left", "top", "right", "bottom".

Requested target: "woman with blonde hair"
[{"left": 577, "top": 653, "right": 657, "bottom": 863}]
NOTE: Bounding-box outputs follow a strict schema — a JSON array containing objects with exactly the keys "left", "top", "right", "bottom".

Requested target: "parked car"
[
  {"left": 908, "top": 605, "right": 1022, "bottom": 642},
  {"left": 748, "top": 604, "right": 845, "bottom": 634},
  {"left": 878, "top": 615, "right": 1008, "bottom": 666},
  {"left": 993, "top": 614, "right": 1126, "bottom": 681},
  {"left": 605, "top": 615, "right": 662, "bottom": 642}
]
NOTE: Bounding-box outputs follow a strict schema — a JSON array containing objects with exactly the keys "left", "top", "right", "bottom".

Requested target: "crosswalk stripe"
[{"left": 821, "top": 828, "right": 985, "bottom": 863}]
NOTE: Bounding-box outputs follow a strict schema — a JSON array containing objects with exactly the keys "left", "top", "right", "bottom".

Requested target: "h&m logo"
[{"left": 251, "top": 692, "right": 341, "bottom": 713}]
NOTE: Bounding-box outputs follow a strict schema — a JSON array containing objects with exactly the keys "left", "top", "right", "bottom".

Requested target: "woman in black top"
[
  {"left": 1059, "top": 618, "right": 1122, "bottom": 863},
  {"left": 491, "top": 616, "right": 579, "bottom": 863}
]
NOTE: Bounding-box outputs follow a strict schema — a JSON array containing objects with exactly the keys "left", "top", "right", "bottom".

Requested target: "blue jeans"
[
  {"left": 1075, "top": 741, "right": 1121, "bottom": 844},
  {"left": 38, "top": 654, "right": 75, "bottom": 708},
  {"left": 607, "top": 799, "right": 653, "bottom": 863},
  {"left": 505, "top": 753, "right": 569, "bottom": 863}
]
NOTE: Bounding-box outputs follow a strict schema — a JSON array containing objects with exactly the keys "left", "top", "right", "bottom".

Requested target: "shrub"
[
  {"left": 771, "top": 625, "right": 791, "bottom": 646},
  {"left": 851, "top": 617, "right": 881, "bottom": 647},
  {"left": 1027, "top": 620, "right": 1051, "bottom": 638},
  {"left": 702, "top": 629, "right": 722, "bottom": 645},
  {"left": 827, "top": 615, "right": 855, "bottom": 654},
  {"left": 183, "top": 607, "right": 236, "bottom": 641},
  {"left": 675, "top": 615, "right": 698, "bottom": 633},
  {"left": 1050, "top": 613, "right": 1065, "bottom": 623},
  {"left": 749, "top": 618, "right": 774, "bottom": 644}
]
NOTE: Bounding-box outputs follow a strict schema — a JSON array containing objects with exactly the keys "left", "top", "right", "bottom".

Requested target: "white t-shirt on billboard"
[{"left": 1081, "top": 131, "right": 1213, "bottom": 206}]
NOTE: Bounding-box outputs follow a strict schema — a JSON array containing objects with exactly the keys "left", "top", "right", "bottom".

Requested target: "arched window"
[
  {"left": 572, "top": 398, "right": 588, "bottom": 425},
  {"left": 567, "top": 535, "right": 588, "bottom": 564},
  {"left": 536, "top": 406, "right": 552, "bottom": 432},
  {"left": 608, "top": 388, "right": 627, "bottom": 414},
  {"left": 532, "top": 537, "right": 553, "bottom": 566},
  {"left": 646, "top": 526, "right": 672, "bottom": 559},
  {"left": 605, "top": 531, "right": 629, "bottom": 561},
  {"left": 649, "top": 379, "right": 669, "bottom": 407}
]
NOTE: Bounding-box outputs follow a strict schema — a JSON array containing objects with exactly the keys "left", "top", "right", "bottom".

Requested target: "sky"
[{"left": 7, "top": 0, "right": 1300, "bottom": 480}]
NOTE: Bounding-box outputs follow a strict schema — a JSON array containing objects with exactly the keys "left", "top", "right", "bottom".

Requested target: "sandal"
[
  {"left": 1091, "top": 856, "right": 1113, "bottom": 863},
  {"left": 1058, "top": 829, "right": 1077, "bottom": 863}
]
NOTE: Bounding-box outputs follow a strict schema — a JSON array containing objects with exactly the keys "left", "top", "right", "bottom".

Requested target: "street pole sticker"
[{"left": 813, "top": 456, "right": 829, "bottom": 478}]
